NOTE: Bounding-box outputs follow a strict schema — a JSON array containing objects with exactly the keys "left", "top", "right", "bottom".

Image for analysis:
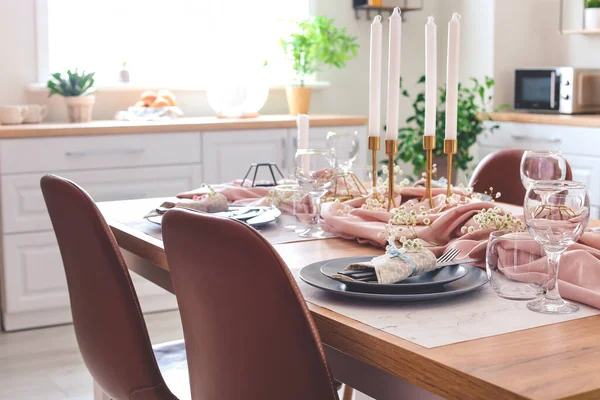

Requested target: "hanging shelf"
[
  {"left": 353, "top": 0, "right": 424, "bottom": 21},
  {"left": 559, "top": 0, "right": 600, "bottom": 35}
]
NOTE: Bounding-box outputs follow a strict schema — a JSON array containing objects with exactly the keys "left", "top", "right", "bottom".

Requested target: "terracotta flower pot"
[
  {"left": 65, "top": 95, "right": 96, "bottom": 123},
  {"left": 285, "top": 86, "right": 312, "bottom": 115}
]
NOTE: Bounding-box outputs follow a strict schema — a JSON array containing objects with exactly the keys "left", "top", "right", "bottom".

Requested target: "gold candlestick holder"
[
  {"left": 385, "top": 139, "right": 398, "bottom": 211},
  {"left": 422, "top": 136, "right": 435, "bottom": 208},
  {"left": 444, "top": 139, "right": 457, "bottom": 200},
  {"left": 368, "top": 136, "right": 380, "bottom": 199}
]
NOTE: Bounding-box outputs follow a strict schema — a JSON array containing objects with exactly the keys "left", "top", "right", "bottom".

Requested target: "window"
[{"left": 39, "top": 0, "right": 309, "bottom": 87}]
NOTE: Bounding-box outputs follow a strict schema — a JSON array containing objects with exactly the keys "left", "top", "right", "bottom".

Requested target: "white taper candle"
[
  {"left": 424, "top": 16, "right": 437, "bottom": 137},
  {"left": 444, "top": 12, "right": 461, "bottom": 141},
  {"left": 369, "top": 15, "right": 383, "bottom": 138},
  {"left": 385, "top": 7, "right": 402, "bottom": 141},
  {"left": 297, "top": 114, "right": 310, "bottom": 171}
]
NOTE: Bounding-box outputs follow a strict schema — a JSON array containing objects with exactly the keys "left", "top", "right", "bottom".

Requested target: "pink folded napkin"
[{"left": 177, "top": 180, "right": 314, "bottom": 220}]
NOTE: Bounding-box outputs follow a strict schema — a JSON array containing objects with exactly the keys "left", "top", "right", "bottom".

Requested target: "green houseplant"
[
  {"left": 280, "top": 16, "right": 358, "bottom": 114},
  {"left": 394, "top": 75, "right": 508, "bottom": 179},
  {"left": 47, "top": 70, "right": 96, "bottom": 123},
  {"left": 585, "top": 0, "right": 600, "bottom": 29}
]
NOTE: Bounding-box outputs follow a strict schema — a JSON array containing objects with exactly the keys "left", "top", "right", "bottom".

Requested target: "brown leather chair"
[
  {"left": 40, "top": 175, "right": 189, "bottom": 400},
  {"left": 469, "top": 149, "right": 573, "bottom": 206},
  {"left": 162, "top": 208, "right": 340, "bottom": 400}
]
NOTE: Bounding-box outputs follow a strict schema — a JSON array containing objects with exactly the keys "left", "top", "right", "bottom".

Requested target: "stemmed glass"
[
  {"left": 294, "top": 149, "right": 336, "bottom": 238},
  {"left": 523, "top": 181, "right": 590, "bottom": 314},
  {"left": 520, "top": 150, "right": 568, "bottom": 189},
  {"left": 326, "top": 130, "right": 359, "bottom": 174}
]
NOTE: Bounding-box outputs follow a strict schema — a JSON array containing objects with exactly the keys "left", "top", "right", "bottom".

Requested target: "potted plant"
[
  {"left": 120, "top": 61, "right": 130, "bottom": 83},
  {"left": 47, "top": 70, "right": 96, "bottom": 123},
  {"left": 585, "top": 0, "right": 600, "bottom": 29},
  {"left": 394, "top": 76, "right": 509, "bottom": 180},
  {"left": 280, "top": 16, "right": 358, "bottom": 114}
]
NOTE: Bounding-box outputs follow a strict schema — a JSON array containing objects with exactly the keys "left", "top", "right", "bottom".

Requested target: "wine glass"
[
  {"left": 520, "top": 150, "right": 568, "bottom": 190},
  {"left": 326, "top": 131, "right": 359, "bottom": 174},
  {"left": 523, "top": 180, "right": 590, "bottom": 314},
  {"left": 294, "top": 149, "right": 336, "bottom": 238}
]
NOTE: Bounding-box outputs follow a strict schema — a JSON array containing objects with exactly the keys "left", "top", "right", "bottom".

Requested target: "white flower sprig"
[
  {"left": 362, "top": 163, "right": 409, "bottom": 212},
  {"left": 334, "top": 199, "right": 354, "bottom": 216},
  {"left": 461, "top": 206, "right": 525, "bottom": 234},
  {"left": 381, "top": 202, "right": 432, "bottom": 242}
]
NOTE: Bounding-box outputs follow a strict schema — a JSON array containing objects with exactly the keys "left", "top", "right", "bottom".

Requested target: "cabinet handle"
[
  {"left": 281, "top": 138, "right": 287, "bottom": 170},
  {"left": 65, "top": 148, "right": 145, "bottom": 157},
  {"left": 511, "top": 134, "right": 561, "bottom": 143}
]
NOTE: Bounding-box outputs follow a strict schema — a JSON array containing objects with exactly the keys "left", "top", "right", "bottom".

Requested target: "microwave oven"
[{"left": 514, "top": 68, "right": 600, "bottom": 114}]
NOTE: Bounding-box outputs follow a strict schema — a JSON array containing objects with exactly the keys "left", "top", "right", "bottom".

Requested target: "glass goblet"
[
  {"left": 520, "top": 150, "right": 568, "bottom": 190},
  {"left": 326, "top": 130, "right": 359, "bottom": 174},
  {"left": 294, "top": 149, "right": 336, "bottom": 239},
  {"left": 524, "top": 180, "right": 590, "bottom": 314}
]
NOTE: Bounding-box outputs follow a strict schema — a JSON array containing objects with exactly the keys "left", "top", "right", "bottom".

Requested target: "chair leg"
[
  {"left": 93, "top": 381, "right": 112, "bottom": 400},
  {"left": 342, "top": 385, "right": 354, "bottom": 400}
]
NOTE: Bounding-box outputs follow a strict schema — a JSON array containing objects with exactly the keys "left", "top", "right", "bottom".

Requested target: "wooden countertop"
[
  {"left": 0, "top": 115, "right": 367, "bottom": 139},
  {"left": 483, "top": 111, "right": 600, "bottom": 128}
]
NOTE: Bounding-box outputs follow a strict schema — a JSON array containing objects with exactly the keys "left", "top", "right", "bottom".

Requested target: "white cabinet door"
[
  {"left": 1, "top": 165, "right": 202, "bottom": 234},
  {"left": 1, "top": 231, "right": 176, "bottom": 325},
  {"left": 202, "top": 129, "right": 287, "bottom": 184},
  {"left": 3, "top": 231, "right": 66, "bottom": 313},
  {"left": 564, "top": 154, "right": 600, "bottom": 207}
]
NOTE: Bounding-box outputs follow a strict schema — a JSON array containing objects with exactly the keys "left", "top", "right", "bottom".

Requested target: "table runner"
[{"left": 293, "top": 268, "right": 600, "bottom": 348}]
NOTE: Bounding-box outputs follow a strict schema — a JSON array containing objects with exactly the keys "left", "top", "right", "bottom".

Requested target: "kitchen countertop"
[
  {"left": 0, "top": 115, "right": 367, "bottom": 139},
  {"left": 483, "top": 111, "right": 600, "bottom": 128}
]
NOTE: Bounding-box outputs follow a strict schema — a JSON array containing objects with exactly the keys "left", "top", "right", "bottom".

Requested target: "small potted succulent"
[
  {"left": 585, "top": 0, "right": 600, "bottom": 29},
  {"left": 280, "top": 16, "right": 358, "bottom": 114},
  {"left": 47, "top": 70, "right": 96, "bottom": 123},
  {"left": 120, "top": 61, "right": 130, "bottom": 83}
]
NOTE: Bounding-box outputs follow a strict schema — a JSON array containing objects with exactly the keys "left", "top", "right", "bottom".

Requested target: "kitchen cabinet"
[
  {"left": 0, "top": 133, "right": 202, "bottom": 331},
  {"left": 0, "top": 118, "right": 368, "bottom": 331}
]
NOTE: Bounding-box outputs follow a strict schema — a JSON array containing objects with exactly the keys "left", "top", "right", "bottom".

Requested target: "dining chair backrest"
[
  {"left": 469, "top": 149, "right": 573, "bottom": 206},
  {"left": 40, "top": 175, "right": 176, "bottom": 400},
  {"left": 162, "top": 208, "right": 339, "bottom": 400}
]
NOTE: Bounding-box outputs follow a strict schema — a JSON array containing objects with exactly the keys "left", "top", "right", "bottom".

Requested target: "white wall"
[
  {"left": 0, "top": 0, "right": 37, "bottom": 106},
  {"left": 1, "top": 0, "right": 440, "bottom": 123}
]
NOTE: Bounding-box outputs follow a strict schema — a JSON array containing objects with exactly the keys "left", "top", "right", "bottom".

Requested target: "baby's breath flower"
[
  {"left": 423, "top": 218, "right": 431, "bottom": 225},
  {"left": 467, "top": 226, "right": 475, "bottom": 233},
  {"left": 495, "top": 192, "right": 502, "bottom": 199}
]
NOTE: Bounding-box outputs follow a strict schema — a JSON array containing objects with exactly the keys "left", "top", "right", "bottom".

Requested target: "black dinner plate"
[{"left": 300, "top": 258, "right": 487, "bottom": 302}]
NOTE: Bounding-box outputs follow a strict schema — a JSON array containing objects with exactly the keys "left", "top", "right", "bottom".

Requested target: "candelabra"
[
  {"left": 444, "top": 139, "right": 457, "bottom": 200},
  {"left": 422, "top": 136, "right": 435, "bottom": 208},
  {"left": 368, "top": 136, "right": 380, "bottom": 200},
  {"left": 385, "top": 139, "right": 398, "bottom": 211}
]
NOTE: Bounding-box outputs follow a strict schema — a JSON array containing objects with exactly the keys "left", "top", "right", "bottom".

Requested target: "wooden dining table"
[{"left": 98, "top": 198, "right": 600, "bottom": 400}]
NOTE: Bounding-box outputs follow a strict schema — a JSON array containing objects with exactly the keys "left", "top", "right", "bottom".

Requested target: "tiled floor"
[{"left": 0, "top": 311, "right": 184, "bottom": 400}]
